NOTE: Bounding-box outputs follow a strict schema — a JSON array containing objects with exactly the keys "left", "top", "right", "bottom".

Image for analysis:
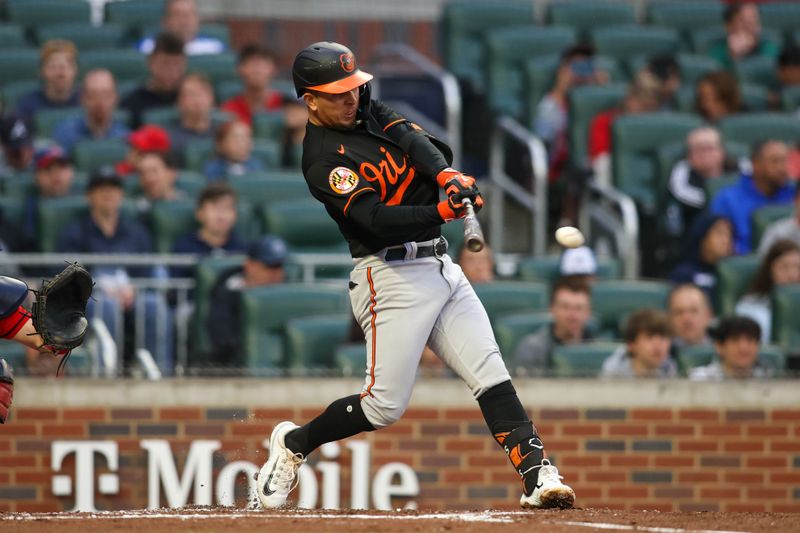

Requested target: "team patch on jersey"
[{"left": 329, "top": 167, "right": 359, "bottom": 194}]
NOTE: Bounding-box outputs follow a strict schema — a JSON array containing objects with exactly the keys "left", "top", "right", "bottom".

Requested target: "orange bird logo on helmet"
[{"left": 340, "top": 53, "right": 355, "bottom": 73}]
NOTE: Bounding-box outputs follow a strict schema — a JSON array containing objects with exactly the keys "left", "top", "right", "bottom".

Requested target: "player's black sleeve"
[
  {"left": 371, "top": 100, "right": 453, "bottom": 178},
  {"left": 347, "top": 192, "right": 441, "bottom": 235}
]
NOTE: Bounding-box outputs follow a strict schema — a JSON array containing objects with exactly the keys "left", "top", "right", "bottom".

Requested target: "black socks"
[{"left": 284, "top": 394, "right": 376, "bottom": 457}]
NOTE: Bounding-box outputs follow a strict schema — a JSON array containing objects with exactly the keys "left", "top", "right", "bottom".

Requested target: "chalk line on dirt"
[{"left": 558, "top": 520, "right": 751, "bottom": 533}]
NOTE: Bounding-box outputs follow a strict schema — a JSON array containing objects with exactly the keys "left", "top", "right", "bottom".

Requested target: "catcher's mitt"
[{"left": 32, "top": 263, "right": 93, "bottom": 362}]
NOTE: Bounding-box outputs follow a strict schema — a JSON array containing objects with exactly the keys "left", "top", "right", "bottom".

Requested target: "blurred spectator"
[
  {"left": 668, "top": 283, "right": 714, "bottom": 350},
  {"left": 589, "top": 70, "right": 662, "bottom": 184},
  {"left": 735, "top": 239, "right": 800, "bottom": 343},
  {"left": 20, "top": 146, "right": 75, "bottom": 251},
  {"left": 171, "top": 182, "right": 246, "bottom": 277},
  {"left": 600, "top": 309, "right": 677, "bottom": 378},
  {"left": 116, "top": 124, "right": 171, "bottom": 177},
  {"left": 134, "top": 151, "right": 185, "bottom": 216},
  {"left": 281, "top": 97, "right": 308, "bottom": 168},
  {"left": 203, "top": 120, "right": 263, "bottom": 180},
  {"left": 670, "top": 213, "right": 734, "bottom": 301},
  {"left": 167, "top": 73, "right": 220, "bottom": 159},
  {"left": 646, "top": 54, "right": 681, "bottom": 110},
  {"left": 138, "top": 0, "right": 224, "bottom": 56},
  {"left": 689, "top": 315, "right": 773, "bottom": 380},
  {"left": 0, "top": 208, "right": 23, "bottom": 266},
  {"left": 0, "top": 115, "right": 34, "bottom": 178},
  {"left": 16, "top": 40, "right": 79, "bottom": 127},
  {"left": 222, "top": 44, "right": 282, "bottom": 127},
  {"left": 769, "top": 45, "right": 800, "bottom": 110},
  {"left": 122, "top": 32, "right": 186, "bottom": 129},
  {"left": 559, "top": 245, "right": 598, "bottom": 286},
  {"left": 534, "top": 44, "right": 608, "bottom": 182},
  {"left": 757, "top": 186, "right": 800, "bottom": 255},
  {"left": 696, "top": 71, "right": 743, "bottom": 123},
  {"left": 52, "top": 69, "right": 130, "bottom": 154},
  {"left": 661, "top": 127, "right": 746, "bottom": 267},
  {"left": 711, "top": 139, "right": 795, "bottom": 254},
  {"left": 709, "top": 2, "right": 778, "bottom": 71},
  {"left": 515, "top": 276, "right": 595, "bottom": 376},
  {"left": 207, "top": 235, "right": 287, "bottom": 364},
  {"left": 56, "top": 168, "right": 172, "bottom": 372},
  {"left": 457, "top": 243, "right": 494, "bottom": 284}
]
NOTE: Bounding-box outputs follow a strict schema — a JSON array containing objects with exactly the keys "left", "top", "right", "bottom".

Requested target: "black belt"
[{"left": 384, "top": 238, "right": 448, "bottom": 261}]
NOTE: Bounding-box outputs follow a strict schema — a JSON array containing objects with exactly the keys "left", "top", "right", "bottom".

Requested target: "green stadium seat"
[
  {"left": 493, "top": 311, "right": 552, "bottom": 366},
  {"left": 73, "top": 139, "right": 128, "bottom": 172},
  {"left": 677, "top": 54, "right": 722, "bottom": 86},
  {"left": 251, "top": 141, "right": 281, "bottom": 168},
  {"left": 335, "top": 342, "right": 366, "bottom": 377},
  {"left": 0, "top": 49, "right": 41, "bottom": 84},
  {"left": 36, "top": 23, "right": 125, "bottom": 50},
  {"left": 79, "top": 50, "right": 148, "bottom": 83},
  {"left": 3, "top": 171, "right": 87, "bottom": 199},
  {"left": 472, "top": 281, "right": 548, "bottom": 325},
  {"left": 440, "top": 1, "right": 535, "bottom": 90},
  {"left": 552, "top": 341, "right": 622, "bottom": 378},
  {"left": 781, "top": 85, "right": 800, "bottom": 113},
  {"left": 2, "top": 80, "right": 38, "bottom": 110},
  {"left": 187, "top": 53, "right": 237, "bottom": 84},
  {"left": 517, "top": 254, "right": 621, "bottom": 284},
  {"left": 771, "top": 283, "right": 800, "bottom": 355},
  {"left": 715, "top": 254, "right": 760, "bottom": 315},
  {"left": 591, "top": 280, "right": 670, "bottom": 337},
  {"left": 229, "top": 172, "right": 307, "bottom": 206},
  {"left": 611, "top": 112, "right": 703, "bottom": 213},
  {"left": 484, "top": 25, "right": 577, "bottom": 117},
  {"left": 174, "top": 171, "right": 206, "bottom": 196},
  {"left": 752, "top": 204, "right": 794, "bottom": 250},
  {"left": 37, "top": 196, "right": 87, "bottom": 252},
  {"left": 591, "top": 25, "right": 679, "bottom": 73},
  {"left": 149, "top": 199, "right": 257, "bottom": 253},
  {"left": 105, "top": 0, "right": 165, "bottom": 42},
  {"left": 6, "top": 0, "right": 91, "bottom": 30},
  {"left": 284, "top": 315, "right": 350, "bottom": 372},
  {"left": 567, "top": 83, "right": 627, "bottom": 167},
  {"left": 758, "top": 344, "right": 786, "bottom": 374},
  {"left": 215, "top": 79, "right": 241, "bottom": 104},
  {"left": 34, "top": 107, "right": 82, "bottom": 138},
  {"left": 199, "top": 23, "right": 231, "bottom": 47},
  {"left": 0, "top": 197, "right": 24, "bottom": 225},
  {"left": 759, "top": 2, "right": 800, "bottom": 45},
  {"left": 240, "top": 284, "right": 349, "bottom": 368},
  {"left": 189, "top": 254, "right": 246, "bottom": 360},
  {"left": 705, "top": 174, "right": 740, "bottom": 202},
  {"left": 647, "top": 1, "right": 724, "bottom": 49},
  {"left": 547, "top": 1, "right": 635, "bottom": 41},
  {"left": 141, "top": 107, "right": 178, "bottom": 127},
  {"left": 676, "top": 344, "right": 716, "bottom": 374},
  {"left": 252, "top": 111, "right": 285, "bottom": 143},
  {"left": 734, "top": 55, "right": 778, "bottom": 89},
  {"left": 719, "top": 113, "right": 800, "bottom": 147},
  {"left": 689, "top": 26, "right": 726, "bottom": 55},
  {"left": 740, "top": 83, "right": 770, "bottom": 112},
  {"left": 261, "top": 199, "right": 346, "bottom": 252},
  {"left": 0, "top": 24, "right": 27, "bottom": 48}
]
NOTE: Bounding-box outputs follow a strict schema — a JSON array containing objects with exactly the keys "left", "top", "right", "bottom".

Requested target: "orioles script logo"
[
  {"left": 359, "top": 146, "right": 416, "bottom": 206},
  {"left": 340, "top": 53, "right": 355, "bottom": 73}
]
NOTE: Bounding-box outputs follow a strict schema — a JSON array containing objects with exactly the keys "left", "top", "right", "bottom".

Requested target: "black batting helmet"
[{"left": 292, "top": 41, "right": 373, "bottom": 97}]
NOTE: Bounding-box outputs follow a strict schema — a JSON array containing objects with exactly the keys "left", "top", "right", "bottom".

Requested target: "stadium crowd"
[{"left": 0, "top": 0, "right": 799, "bottom": 380}]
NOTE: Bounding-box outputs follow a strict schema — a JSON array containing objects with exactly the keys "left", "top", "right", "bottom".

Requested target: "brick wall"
[{"left": 2, "top": 404, "right": 799, "bottom": 513}]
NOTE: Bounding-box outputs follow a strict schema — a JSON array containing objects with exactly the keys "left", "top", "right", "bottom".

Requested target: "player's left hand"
[{"left": 0, "top": 359, "right": 14, "bottom": 424}]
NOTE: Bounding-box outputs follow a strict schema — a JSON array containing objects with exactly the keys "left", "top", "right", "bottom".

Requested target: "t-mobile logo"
[{"left": 51, "top": 441, "right": 120, "bottom": 512}]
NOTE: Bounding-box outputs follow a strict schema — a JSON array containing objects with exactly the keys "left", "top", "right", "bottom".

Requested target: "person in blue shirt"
[
  {"left": 52, "top": 69, "right": 130, "bottom": 154},
  {"left": 203, "top": 120, "right": 264, "bottom": 180},
  {"left": 15, "top": 40, "right": 80, "bottom": 129},
  {"left": 710, "top": 139, "right": 796, "bottom": 255},
  {"left": 138, "top": 0, "right": 224, "bottom": 56},
  {"left": 171, "top": 182, "right": 247, "bottom": 278},
  {"left": 56, "top": 168, "right": 174, "bottom": 374}
]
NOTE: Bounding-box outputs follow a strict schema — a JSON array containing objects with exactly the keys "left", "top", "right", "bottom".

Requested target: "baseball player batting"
[{"left": 256, "top": 42, "right": 575, "bottom": 510}]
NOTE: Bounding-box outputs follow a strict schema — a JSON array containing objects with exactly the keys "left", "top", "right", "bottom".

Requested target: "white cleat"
[
  {"left": 520, "top": 459, "right": 575, "bottom": 509},
  {"left": 256, "top": 421, "right": 305, "bottom": 509}
]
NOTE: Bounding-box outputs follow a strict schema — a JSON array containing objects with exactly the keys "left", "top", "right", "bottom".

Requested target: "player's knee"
[{"left": 361, "top": 395, "right": 408, "bottom": 429}]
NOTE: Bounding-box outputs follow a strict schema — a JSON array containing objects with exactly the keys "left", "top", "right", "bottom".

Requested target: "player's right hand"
[
  {"left": 0, "top": 359, "right": 14, "bottom": 424},
  {"left": 436, "top": 168, "right": 478, "bottom": 197},
  {"left": 437, "top": 191, "right": 483, "bottom": 222}
]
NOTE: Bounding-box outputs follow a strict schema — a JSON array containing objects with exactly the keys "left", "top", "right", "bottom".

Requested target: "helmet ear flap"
[{"left": 357, "top": 81, "right": 372, "bottom": 119}]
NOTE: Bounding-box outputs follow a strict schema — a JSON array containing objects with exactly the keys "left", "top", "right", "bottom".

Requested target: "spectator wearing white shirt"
[
  {"left": 690, "top": 316, "right": 774, "bottom": 380},
  {"left": 138, "top": 0, "right": 225, "bottom": 56}
]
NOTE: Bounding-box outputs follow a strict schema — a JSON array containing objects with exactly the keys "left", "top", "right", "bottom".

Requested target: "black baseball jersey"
[{"left": 302, "top": 99, "right": 453, "bottom": 257}]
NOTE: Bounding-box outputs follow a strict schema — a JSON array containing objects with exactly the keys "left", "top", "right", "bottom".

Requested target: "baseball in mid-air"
[{"left": 555, "top": 226, "right": 585, "bottom": 248}]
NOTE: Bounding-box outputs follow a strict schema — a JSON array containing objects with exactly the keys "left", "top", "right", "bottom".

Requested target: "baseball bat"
[{"left": 462, "top": 198, "right": 485, "bottom": 252}]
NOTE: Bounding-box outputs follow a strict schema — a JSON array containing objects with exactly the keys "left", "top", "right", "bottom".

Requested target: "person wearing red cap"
[{"left": 116, "top": 124, "right": 171, "bottom": 177}]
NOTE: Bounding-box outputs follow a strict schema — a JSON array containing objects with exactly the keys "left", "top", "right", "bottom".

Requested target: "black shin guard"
[
  {"left": 284, "top": 394, "right": 376, "bottom": 457},
  {"left": 478, "top": 380, "right": 546, "bottom": 496}
]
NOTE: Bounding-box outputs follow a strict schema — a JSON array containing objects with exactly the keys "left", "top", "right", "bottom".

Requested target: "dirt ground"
[{"left": 2, "top": 507, "right": 799, "bottom": 533}]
